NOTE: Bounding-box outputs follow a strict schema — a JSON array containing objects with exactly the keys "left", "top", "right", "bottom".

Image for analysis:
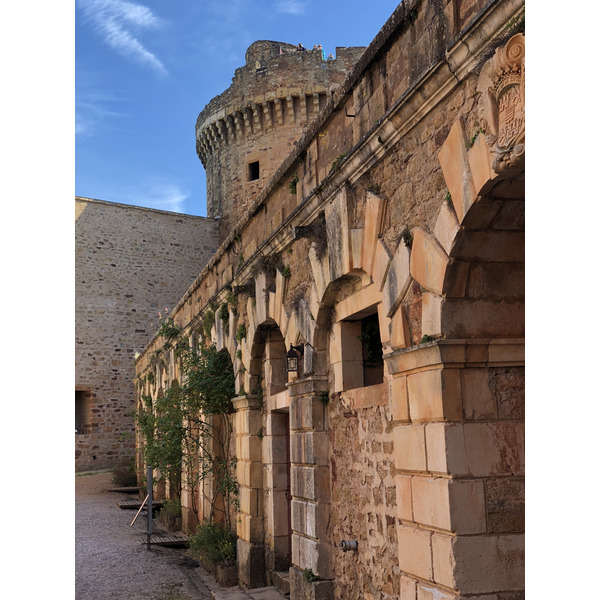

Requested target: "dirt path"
[{"left": 75, "top": 471, "right": 214, "bottom": 600}]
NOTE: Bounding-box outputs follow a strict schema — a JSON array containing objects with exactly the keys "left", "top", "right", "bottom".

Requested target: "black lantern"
[{"left": 286, "top": 344, "right": 304, "bottom": 372}]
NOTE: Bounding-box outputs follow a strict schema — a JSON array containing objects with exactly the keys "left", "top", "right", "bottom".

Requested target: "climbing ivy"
[{"left": 137, "top": 343, "right": 238, "bottom": 530}]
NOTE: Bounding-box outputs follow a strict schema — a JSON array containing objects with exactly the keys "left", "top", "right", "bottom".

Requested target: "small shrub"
[
  {"left": 203, "top": 309, "right": 215, "bottom": 338},
  {"left": 236, "top": 323, "right": 247, "bottom": 342},
  {"left": 319, "top": 391, "right": 330, "bottom": 406},
  {"left": 331, "top": 152, "right": 348, "bottom": 172},
  {"left": 112, "top": 457, "right": 137, "bottom": 487},
  {"left": 281, "top": 265, "right": 291, "bottom": 279},
  {"left": 506, "top": 11, "right": 525, "bottom": 33},
  {"left": 465, "top": 126, "right": 485, "bottom": 150},
  {"left": 289, "top": 175, "right": 299, "bottom": 194},
  {"left": 218, "top": 303, "right": 229, "bottom": 323},
  {"left": 189, "top": 522, "right": 237, "bottom": 566},
  {"left": 303, "top": 568, "right": 320, "bottom": 582},
  {"left": 420, "top": 334, "right": 435, "bottom": 344},
  {"left": 158, "top": 316, "right": 181, "bottom": 341},
  {"left": 160, "top": 497, "right": 182, "bottom": 519}
]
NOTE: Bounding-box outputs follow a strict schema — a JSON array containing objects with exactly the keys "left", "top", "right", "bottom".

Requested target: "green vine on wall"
[{"left": 136, "top": 344, "right": 238, "bottom": 531}]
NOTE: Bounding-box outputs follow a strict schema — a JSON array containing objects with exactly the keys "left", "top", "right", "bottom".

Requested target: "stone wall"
[
  {"left": 75, "top": 198, "right": 218, "bottom": 471},
  {"left": 135, "top": 1, "right": 525, "bottom": 598}
]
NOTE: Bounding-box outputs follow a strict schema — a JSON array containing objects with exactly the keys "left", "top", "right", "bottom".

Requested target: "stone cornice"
[{"left": 384, "top": 338, "right": 525, "bottom": 375}]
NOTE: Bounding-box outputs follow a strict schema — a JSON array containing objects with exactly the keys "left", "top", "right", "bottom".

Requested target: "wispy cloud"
[
  {"left": 76, "top": 90, "right": 125, "bottom": 138},
  {"left": 276, "top": 0, "right": 306, "bottom": 15},
  {"left": 77, "top": 0, "right": 167, "bottom": 75},
  {"left": 127, "top": 182, "right": 191, "bottom": 213}
]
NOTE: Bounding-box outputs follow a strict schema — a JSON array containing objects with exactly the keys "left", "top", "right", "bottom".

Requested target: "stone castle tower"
[{"left": 196, "top": 41, "right": 365, "bottom": 237}]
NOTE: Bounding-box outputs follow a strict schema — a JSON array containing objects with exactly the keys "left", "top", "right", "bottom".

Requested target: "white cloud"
[
  {"left": 77, "top": 0, "right": 167, "bottom": 75},
  {"left": 276, "top": 0, "right": 306, "bottom": 15},
  {"left": 75, "top": 91, "right": 125, "bottom": 138},
  {"left": 136, "top": 183, "right": 190, "bottom": 214}
]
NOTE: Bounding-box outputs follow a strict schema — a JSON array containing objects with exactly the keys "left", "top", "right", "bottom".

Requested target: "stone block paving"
[
  {"left": 76, "top": 471, "right": 287, "bottom": 600},
  {"left": 211, "top": 588, "right": 287, "bottom": 600}
]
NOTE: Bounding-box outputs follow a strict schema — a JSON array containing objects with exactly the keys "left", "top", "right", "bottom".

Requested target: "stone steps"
[
  {"left": 210, "top": 586, "right": 287, "bottom": 600},
  {"left": 248, "top": 586, "right": 288, "bottom": 599},
  {"left": 271, "top": 571, "right": 290, "bottom": 596}
]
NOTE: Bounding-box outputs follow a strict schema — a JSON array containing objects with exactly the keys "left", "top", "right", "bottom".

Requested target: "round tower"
[{"left": 196, "top": 41, "right": 365, "bottom": 236}]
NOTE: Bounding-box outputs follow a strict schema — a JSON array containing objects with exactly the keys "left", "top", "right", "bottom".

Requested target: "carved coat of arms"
[{"left": 477, "top": 32, "right": 525, "bottom": 176}]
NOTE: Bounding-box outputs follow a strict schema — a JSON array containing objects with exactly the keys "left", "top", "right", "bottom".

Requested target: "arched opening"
[
  {"left": 435, "top": 174, "right": 525, "bottom": 594},
  {"left": 237, "top": 320, "right": 292, "bottom": 590},
  {"left": 441, "top": 176, "right": 525, "bottom": 339}
]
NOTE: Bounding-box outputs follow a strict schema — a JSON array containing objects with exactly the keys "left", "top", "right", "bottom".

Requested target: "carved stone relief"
[{"left": 477, "top": 33, "right": 525, "bottom": 176}]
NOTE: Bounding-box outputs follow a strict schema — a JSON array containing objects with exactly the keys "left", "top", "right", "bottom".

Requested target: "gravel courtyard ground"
[{"left": 75, "top": 470, "right": 214, "bottom": 600}]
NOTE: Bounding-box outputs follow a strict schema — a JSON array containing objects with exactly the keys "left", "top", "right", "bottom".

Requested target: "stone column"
[
  {"left": 386, "top": 339, "right": 525, "bottom": 599},
  {"left": 288, "top": 375, "right": 334, "bottom": 600},
  {"left": 233, "top": 394, "right": 265, "bottom": 589}
]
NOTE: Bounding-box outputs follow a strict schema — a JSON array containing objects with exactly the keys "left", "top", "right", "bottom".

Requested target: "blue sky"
[{"left": 75, "top": 0, "right": 402, "bottom": 216}]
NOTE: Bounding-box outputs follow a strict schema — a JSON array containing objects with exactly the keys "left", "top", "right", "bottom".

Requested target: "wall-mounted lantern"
[
  {"left": 338, "top": 540, "right": 358, "bottom": 552},
  {"left": 286, "top": 344, "right": 304, "bottom": 372}
]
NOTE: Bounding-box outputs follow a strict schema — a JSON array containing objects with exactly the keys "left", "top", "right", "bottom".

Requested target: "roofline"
[{"left": 75, "top": 196, "right": 217, "bottom": 221}]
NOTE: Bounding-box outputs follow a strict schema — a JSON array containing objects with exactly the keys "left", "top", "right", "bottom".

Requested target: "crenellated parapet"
[{"left": 195, "top": 41, "right": 365, "bottom": 231}]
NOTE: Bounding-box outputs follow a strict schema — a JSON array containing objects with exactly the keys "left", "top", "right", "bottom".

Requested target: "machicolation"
[{"left": 196, "top": 41, "right": 365, "bottom": 238}]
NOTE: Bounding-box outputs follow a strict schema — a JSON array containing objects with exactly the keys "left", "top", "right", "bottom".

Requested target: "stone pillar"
[
  {"left": 263, "top": 410, "right": 292, "bottom": 578},
  {"left": 288, "top": 376, "right": 334, "bottom": 600},
  {"left": 275, "top": 98, "right": 284, "bottom": 126},
  {"left": 387, "top": 339, "right": 525, "bottom": 599},
  {"left": 233, "top": 394, "right": 265, "bottom": 589}
]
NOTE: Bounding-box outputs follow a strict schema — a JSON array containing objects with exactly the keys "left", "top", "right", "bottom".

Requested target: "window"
[
  {"left": 75, "top": 389, "right": 91, "bottom": 434},
  {"left": 335, "top": 307, "right": 384, "bottom": 391},
  {"left": 359, "top": 313, "right": 384, "bottom": 386},
  {"left": 248, "top": 161, "right": 260, "bottom": 181}
]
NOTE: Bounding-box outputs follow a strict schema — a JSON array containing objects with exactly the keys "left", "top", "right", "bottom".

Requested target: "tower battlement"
[{"left": 196, "top": 41, "right": 365, "bottom": 233}]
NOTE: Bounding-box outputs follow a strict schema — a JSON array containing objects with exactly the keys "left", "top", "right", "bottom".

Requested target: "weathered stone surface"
[
  {"left": 433, "top": 200, "right": 460, "bottom": 256},
  {"left": 372, "top": 238, "right": 393, "bottom": 292},
  {"left": 407, "top": 368, "right": 462, "bottom": 422},
  {"left": 75, "top": 198, "right": 218, "bottom": 472},
  {"left": 438, "top": 119, "right": 477, "bottom": 224},
  {"left": 361, "top": 192, "right": 387, "bottom": 276},
  {"left": 131, "top": 8, "right": 526, "bottom": 600},
  {"left": 410, "top": 227, "right": 449, "bottom": 296},
  {"left": 396, "top": 524, "right": 433, "bottom": 580},
  {"left": 382, "top": 240, "right": 411, "bottom": 317},
  {"left": 393, "top": 424, "right": 427, "bottom": 472}
]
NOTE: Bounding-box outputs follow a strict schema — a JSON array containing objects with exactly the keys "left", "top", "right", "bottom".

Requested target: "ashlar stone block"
[
  {"left": 421, "top": 292, "right": 442, "bottom": 338},
  {"left": 393, "top": 424, "right": 427, "bottom": 472},
  {"left": 438, "top": 119, "right": 477, "bottom": 224},
  {"left": 382, "top": 239, "right": 411, "bottom": 317},
  {"left": 461, "top": 369, "right": 497, "bottom": 420},
  {"left": 407, "top": 368, "right": 462, "bottom": 422},
  {"left": 389, "top": 376, "right": 409, "bottom": 421},
  {"left": 372, "top": 238, "right": 393, "bottom": 292},
  {"left": 361, "top": 191, "right": 387, "bottom": 277},
  {"left": 433, "top": 199, "right": 460, "bottom": 257},
  {"left": 389, "top": 304, "right": 410, "bottom": 350},
  {"left": 396, "top": 523, "right": 433, "bottom": 580},
  {"left": 395, "top": 474, "right": 413, "bottom": 521},
  {"left": 410, "top": 227, "right": 449, "bottom": 296},
  {"left": 467, "top": 131, "right": 495, "bottom": 197}
]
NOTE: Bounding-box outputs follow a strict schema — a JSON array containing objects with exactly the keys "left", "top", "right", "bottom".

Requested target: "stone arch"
[
  {"left": 382, "top": 36, "right": 525, "bottom": 597},
  {"left": 236, "top": 317, "right": 293, "bottom": 589}
]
